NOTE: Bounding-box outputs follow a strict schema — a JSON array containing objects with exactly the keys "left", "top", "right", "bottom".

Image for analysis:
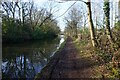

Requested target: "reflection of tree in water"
[
  {"left": 2, "top": 52, "right": 44, "bottom": 79},
  {"left": 2, "top": 38, "right": 61, "bottom": 79},
  {"left": 2, "top": 54, "right": 36, "bottom": 79}
]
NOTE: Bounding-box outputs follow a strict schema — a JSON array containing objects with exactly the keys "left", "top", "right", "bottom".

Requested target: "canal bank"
[{"left": 34, "top": 36, "right": 67, "bottom": 80}]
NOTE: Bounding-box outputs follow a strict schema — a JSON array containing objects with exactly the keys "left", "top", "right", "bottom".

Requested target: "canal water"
[{"left": 2, "top": 35, "right": 64, "bottom": 79}]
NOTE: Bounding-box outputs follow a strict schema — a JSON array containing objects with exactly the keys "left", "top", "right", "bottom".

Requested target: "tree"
[
  {"left": 82, "top": 8, "right": 88, "bottom": 33},
  {"left": 62, "top": 0, "right": 97, "bottom": 47},
  {"left": 2, "top": 1, "right": 60, "bottom": 42},
  {"left": 103, "top": 0, "right": 113, "bottom": 43},
  {"left": 64, "top": 6, "right": 82, "bottom": 38},
  {"left": 86, "top": 0, "right": 98, "bottom": 47},
  {"left": 118, "top": 0, "right": 120, "bottom": 21}
]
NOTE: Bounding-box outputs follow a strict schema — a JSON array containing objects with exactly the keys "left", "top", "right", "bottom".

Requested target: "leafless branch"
[{"left": 53, "top": 1, "right": 77, "bottom": 20}]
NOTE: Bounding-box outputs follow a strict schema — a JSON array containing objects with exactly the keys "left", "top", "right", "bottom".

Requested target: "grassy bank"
[
  {"left": 73, "top": 35, "right": 103, "bottom": 78},
  {"left": 73, "top": 33, "right": 120, "bottom": 78}
]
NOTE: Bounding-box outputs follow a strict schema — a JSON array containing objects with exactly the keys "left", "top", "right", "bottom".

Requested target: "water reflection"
[{"left": 2, "top": 37, "right": 64, "bottom": 79}]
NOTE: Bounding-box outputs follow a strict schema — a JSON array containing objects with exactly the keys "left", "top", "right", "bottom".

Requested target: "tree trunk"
[
  {"left": 24, "top": 54, "right": 26, "bottom": 78},
  {"left": 105, "top": 14, "right": 113, "bottom": 42},
  {"left": 104, "top": 0, "right": 113, "bottom": 43},
  {"left": 74, "top": 23, "right": 78, "bottom": 38},
  {"left": 118, "top": 0, "right": 120, "bottom": 21},
  {"left": 87, "top": 1, "right": 97, "bottom": 47}
]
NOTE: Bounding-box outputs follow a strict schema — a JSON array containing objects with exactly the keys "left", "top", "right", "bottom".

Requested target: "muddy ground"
[{"left": 35, "top": 37, "right": 100, "bottom": 80}]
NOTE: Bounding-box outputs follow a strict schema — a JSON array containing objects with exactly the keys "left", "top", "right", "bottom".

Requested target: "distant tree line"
[{"left": 2, "top": 2, "right": 60, "bottom": 42}]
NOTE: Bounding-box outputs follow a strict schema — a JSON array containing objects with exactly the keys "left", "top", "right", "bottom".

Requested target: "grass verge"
[
  {"left": 73, "top": 37, "right": 106, "bottom": 78},
  {"left": 73, "top": 34, "right": 120, "bottom": 79}
]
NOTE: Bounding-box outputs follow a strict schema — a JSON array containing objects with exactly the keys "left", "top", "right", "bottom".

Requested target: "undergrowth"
[{"left": 73, "top": 30, "right": 120, "bottom": 78}]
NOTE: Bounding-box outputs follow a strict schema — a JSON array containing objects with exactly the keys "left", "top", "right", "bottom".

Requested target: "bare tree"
[
  {"left": 2, "top": 2, "right": 19, "bottom": 22},
  {"left": 21, "top": 2, "right": 29, "bottom": 27},
  {"left": 61, "top": 0, "right": 97, "bottom": 46},
  {"left": 80, "top": 4, "right": 88, "bottom": 33},
  {"left": 118, "top": 0, "right": 120, "bottom": 21},
  {"left": 65, "top": 6, "right": 82, "bottom": 38},
  {"left": 103, "top": 0, "right": 113, "bottom": 43},
  {"left": 38, "top": 1, "right": 59, "bottom": 28},
  {"left": 2, "top": 2, "right": 11, "bottom": 26},
  {"left": 86, "top": 0, "right": 98, "bottom": 47}
]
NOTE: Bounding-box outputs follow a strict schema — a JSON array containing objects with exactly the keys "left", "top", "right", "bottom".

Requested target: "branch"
[
  {"left": 38, "top": 14, "right": 52, "bottom": 27},
  {"left": 62, "top": 0, "right": 87, "bottom": 4},
  {"left": 53, "top": 1, "right": 77, "bottom": 20},
  {"left": 39, "top": 0, "right": 87, "bottom": 25},
  {"left": 79, "top": 0, "right": 88, "bottom": 4},
  {"left": 52, "top": 0, "right": 88, "bottom": 20}
]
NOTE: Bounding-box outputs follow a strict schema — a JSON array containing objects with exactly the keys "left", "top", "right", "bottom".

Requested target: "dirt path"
[{"left": 35, "top": 37, "right": 98, "bottom": 79}]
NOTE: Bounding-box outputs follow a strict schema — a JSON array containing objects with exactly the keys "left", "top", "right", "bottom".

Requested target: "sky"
[
  {"left": 32, "top": 0, "right": 119, "bottom": 31},
  {"left": 33, "top": 0, "right": 79, "bottom": 31},
  {"left": 33, "top": 0, "right": 87, "bottom": 31},
  {"left": 2, "top": 0, "right": 119, "bottom": 31}
]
